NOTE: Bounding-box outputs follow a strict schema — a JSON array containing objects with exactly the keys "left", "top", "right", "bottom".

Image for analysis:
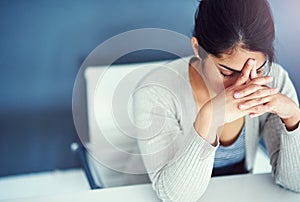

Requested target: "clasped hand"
[
  {"left": 195, "top": 59, "right": 300, "bottom": 143},
  {"left": 205, "top": 59, "right": 299, "bottom": 127}
]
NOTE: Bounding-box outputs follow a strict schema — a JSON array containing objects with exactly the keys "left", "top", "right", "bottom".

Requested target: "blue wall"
[
  {"left": 270, "top": 0, "right": 300, "bottom": 96},
  {"left": 0, "top": 0, "right": 197, "bottom": 177},
  {"left": 0, "top": 0, "right": 299, "bottom": 177}
]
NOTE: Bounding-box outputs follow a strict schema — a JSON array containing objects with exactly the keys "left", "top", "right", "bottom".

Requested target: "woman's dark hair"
[{"left": 193, "top": 0, "right": 275, "bottom": 64}]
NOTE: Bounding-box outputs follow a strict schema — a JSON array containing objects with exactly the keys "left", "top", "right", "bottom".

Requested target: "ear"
[{"left": 191, "top": 37, "right": 200, "bottom": 58}]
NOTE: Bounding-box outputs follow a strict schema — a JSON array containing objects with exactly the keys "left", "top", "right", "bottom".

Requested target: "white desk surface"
[{"left": 3, "top": 173, "right": 299, "bottom": 202}]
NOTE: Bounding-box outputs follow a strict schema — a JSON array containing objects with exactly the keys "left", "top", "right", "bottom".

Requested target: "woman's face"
[{"left": 201, "top": 48, "right": 267, "bottom": 93}]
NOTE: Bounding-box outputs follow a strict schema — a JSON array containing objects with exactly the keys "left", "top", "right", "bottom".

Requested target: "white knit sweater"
[{"left": 132, "top": 56, "right": 300, "bottom": 202}]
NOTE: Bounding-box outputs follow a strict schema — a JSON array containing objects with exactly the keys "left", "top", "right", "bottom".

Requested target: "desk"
[{"left": 3, "top": 173, "right": 299, "bottom": 202}]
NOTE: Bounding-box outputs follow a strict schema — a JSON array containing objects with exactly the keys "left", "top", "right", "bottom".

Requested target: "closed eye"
[
  {"left": 220, "top": 66, "right": 266, "bottom": 78},
  {"left": 221, "top": 68, "right": 264, "bottom": 77},
  {"left": 218, "top": 60, "right": 268, "bottom": 78},
  {"left": 220, "top": 71, "right": 235, "bottom": 78}
]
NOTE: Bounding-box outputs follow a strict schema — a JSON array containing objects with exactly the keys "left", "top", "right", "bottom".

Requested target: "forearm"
[
  {"left": 263, "top": 114, "right": 300, "bottom": 192},
  {"left": 151, "top": 131, "right": 216, "bottom": 202},
  {"left": 194, "top": 101, "right": 223, "bottom": 145},
  {"left": 275, "top": 126, "right": 300, "bottom": 192}
]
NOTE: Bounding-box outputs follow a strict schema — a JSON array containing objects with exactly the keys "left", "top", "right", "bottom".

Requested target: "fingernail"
[
  {"left": 239, "top": 104, "right": 245, "bottom": 109},
  {"left": 248, "top": 59, "right": 254, "bottom": 66},
  {"left": 234, "top": 92, "right": 240, "bottom": 98},
  {"left": 272, "top": 88, "right": 278, "bottom": 93}
]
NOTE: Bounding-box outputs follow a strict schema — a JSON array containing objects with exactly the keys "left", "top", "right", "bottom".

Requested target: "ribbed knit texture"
[{"left": 132, "top": 56, "right": 300, "bottom": 202}]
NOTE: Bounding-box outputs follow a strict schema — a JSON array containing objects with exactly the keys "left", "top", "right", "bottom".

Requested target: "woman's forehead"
[{"left": 209, "top": 49, "right": 267, "bottom": 71}]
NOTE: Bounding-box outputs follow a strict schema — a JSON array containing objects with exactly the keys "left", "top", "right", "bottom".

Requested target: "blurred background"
[{"left": 0, "top": 0, "right": 299, "bottom": 200}]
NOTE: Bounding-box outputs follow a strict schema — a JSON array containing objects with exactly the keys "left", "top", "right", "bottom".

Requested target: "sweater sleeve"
[
  {"left": 262, "top": 64, "right": 300, "bottom": 192},
  {"left": 132, "top": 85, "right": 218, "bottom": 202}
]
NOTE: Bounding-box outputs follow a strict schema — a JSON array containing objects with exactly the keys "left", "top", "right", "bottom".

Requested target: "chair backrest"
[{"left": 84, "top": 60, "right": 169, "bottom": 187}]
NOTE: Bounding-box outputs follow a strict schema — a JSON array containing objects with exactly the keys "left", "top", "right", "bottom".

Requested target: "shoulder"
[
  {"left": 269, "top": 63, "right": 289, "bottom": 80},
  {"left": 269, "top": 63, "right": 294, "bottom": 87},
  {"left": 137, "top": 56, "right": 193, "bottom": 85},
  {"left": 134, "top": 56, "right": 194, "bottom": 103},
  {"left": 269, "top": 63, "right": 298, "bottom": 103},
  {"left": 133, "top": 57, "right": 196, "bottom": 119}
]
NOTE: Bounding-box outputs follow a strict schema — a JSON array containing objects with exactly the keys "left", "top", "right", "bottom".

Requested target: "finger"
[
  {"left": 234, "top": 84, "right": 264, "bottom": 99},
  {"left": 234, "top": 83, "right": 277, "bottom": 99},
  {"left": 247, "top": 103, "right": 274, "bottom": 118},
  {"left": 239, "top": 96, "right": 272, "bottom": 110},
  {"left": 245, "top": 88, "right": 278, "bottom": 100},
  {"left": 250, "top": 60, "right": 258, "bottom": 80},
  {"left": 235, "top": 59, "right": 255, "bottom": 86},
  {"left": 249, "top": 76, "right": 273, "bottom": 86}
]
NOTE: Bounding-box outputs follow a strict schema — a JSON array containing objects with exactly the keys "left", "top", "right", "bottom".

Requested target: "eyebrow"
[{"left": 218, "top": 60, "right": 267, "bottom": 73}]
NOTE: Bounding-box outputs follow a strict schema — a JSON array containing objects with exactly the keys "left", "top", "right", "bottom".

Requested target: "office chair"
[{"left": 73, "top": 60, "right": 173, "bottom": 189}]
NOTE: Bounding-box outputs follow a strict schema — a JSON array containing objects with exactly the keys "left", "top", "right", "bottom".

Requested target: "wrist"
[
  {"left": 194, "top": 102, "right": 222, "bottom": 144},
  {"left": 281, "top": 107, "right": 300, "bottom": 131}
]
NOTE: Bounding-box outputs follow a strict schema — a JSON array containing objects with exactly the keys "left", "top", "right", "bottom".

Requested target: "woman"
[{"left": 133, "top": 0, "right": 300, "bottom": 201}]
